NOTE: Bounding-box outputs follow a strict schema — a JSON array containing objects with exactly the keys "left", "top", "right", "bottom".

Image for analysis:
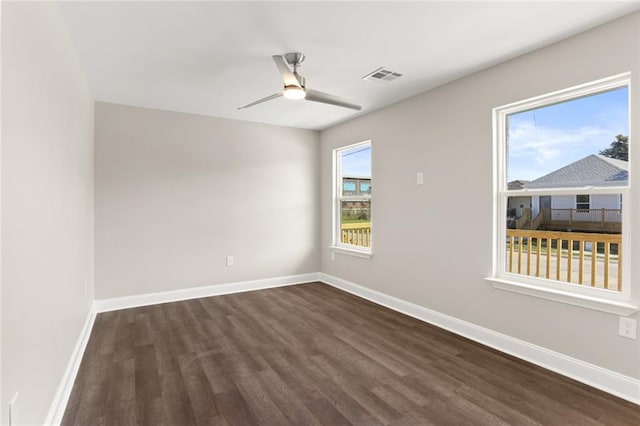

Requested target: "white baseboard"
[
  {"left": 319, "top": 273, "right": 640, "bottom": 405},
  {"left": 94, "top": 272, "right": 321, "bottom": 313},
  {"left": 44, "top": 303, "right": 97, "bottom": 426}
]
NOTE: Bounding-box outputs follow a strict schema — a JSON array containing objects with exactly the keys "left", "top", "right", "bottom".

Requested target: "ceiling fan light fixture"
[
  {"left": 237, "top": 53, "right": 361, "bottom": 110},
  {"left": 283, "top": 85, "right": 306, "bottom": 100}
]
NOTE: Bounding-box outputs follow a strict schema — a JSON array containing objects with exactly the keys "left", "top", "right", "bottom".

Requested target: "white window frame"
[
  {"left": 487, "top": 73, "right": 637, "bottom": 315},
  {"left": 330, "top": 141, "right": 373, "bottom": 259}
]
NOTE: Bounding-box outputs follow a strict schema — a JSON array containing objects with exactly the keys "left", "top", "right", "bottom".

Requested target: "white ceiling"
[{"left": 59, "top": 1, "right": 640, "bottom": 130}]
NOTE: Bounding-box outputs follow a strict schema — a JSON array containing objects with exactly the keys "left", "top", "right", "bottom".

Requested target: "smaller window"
[
  {"left": 333, "top": 141, "right": 372, "bottom": 253},
  {"left": 576, "top": 194, "right": 590, "bottom": 212}
]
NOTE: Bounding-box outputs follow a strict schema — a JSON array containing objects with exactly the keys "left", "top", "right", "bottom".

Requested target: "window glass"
[
  {"left": 360, "top": 182, "right": 371, "bottom": 194},
  {"left": 576, "top": 195, "right": 590, "bottom": 212},
  {"left": 343, "top": 181, "right": 357, "bottom": 195},
  {"left": 507, "top": 87, "right": 628, "bottom": 184},
  {"left": 501, "top": 83, "right": 628, "bottom": 293},
  {"left": 335, "top": 142, "right": 372, "bottom": 250}
]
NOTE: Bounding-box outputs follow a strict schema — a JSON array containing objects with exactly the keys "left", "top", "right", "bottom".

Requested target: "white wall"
[
  {"left": 548, "top": 194, "right": 622, "bottom": 210},
  {"left": 1, "top": 3, "right": 94, "bottom": 425},
  {"left": 552, "top": 195, "right": 575, "bottom": 210},
  {"left": 591, "top": 194, "right": 620, "bottom": 210},
  {"left": 94, "top": 103, "right": 320, "bottom": 299},
  {"left": 320, "top": 12, "right": 640, "bottom": 379}
]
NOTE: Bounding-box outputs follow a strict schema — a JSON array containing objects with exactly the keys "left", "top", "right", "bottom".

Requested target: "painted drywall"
[
  {"left": 95, "top": 103, "right": 320, "bottom": 299},
  {"left": 1, "top": 2, "right": 95, "bottom": 425},
  {"left": 320, "top": 12, "right": 640, "bottom": 379}
]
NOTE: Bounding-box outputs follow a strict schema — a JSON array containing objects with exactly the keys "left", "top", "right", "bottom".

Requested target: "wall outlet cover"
[{"left": 618, "top": 317, "right": 637, "bottom": 339}]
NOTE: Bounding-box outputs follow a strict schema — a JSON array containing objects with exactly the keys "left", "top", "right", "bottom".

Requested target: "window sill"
[
  {"left": 485, "top": 277, "right": 638, "bottom": 316},
  {"left": 330, "top": 246, "right": 373, "bottom": 259}
]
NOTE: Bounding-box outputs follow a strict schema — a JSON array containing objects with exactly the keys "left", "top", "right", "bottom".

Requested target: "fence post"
[
  {"left": 601, "top": 208, "right": 605, "bottom": 226},
  {"left": 569, "top": 208, "right": 573, "bottom": 224}
]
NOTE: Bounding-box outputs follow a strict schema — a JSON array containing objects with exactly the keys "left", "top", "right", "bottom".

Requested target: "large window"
[
  {"left": 332, "top": 141, "right": 372, "bottom": 256},
  {"left": 491, "top": 74, "right": 635, "bottom": 314}
]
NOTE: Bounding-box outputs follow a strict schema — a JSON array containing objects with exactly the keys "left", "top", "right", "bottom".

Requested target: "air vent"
[{"left": 362, "top": 67, "right": 403, "bottom": 83}]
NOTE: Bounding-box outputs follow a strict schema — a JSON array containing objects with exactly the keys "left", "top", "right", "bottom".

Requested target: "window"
[
  {"left": 332, "top": 141, "right": 372, "bottom": 257},
  {"left": 576, "top": 194, "right": 590, "bottom": 212},
  {"left": 490, "top": 73, "right": 636, "bottom": 315},
  {"left": 360, "top": 181, "right": 371, "bottom": 195},
  {"left": 342, "top": 180, "right": 357, "bottom": 195}
]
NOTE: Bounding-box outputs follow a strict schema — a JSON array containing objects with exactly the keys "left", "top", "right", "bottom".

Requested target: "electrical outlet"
[
  {"left": 618, "top": 317, "right": 637, "bottom": 339},
  {"left": 226, "top": 256, "right": 234, "bottom": 267},
  {"left": 9, "top": 392, "right": 19, "bottom": 426},
  {"left": 417, "top": 172, "right": 424, "bottom": 185},
  {"left": 330, "top": 251, "right": 335, "bottom": 261}
]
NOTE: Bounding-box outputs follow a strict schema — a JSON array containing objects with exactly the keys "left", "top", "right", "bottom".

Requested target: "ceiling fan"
[{"left": 238, "top": 52, "right": 362, "bottom": 111}]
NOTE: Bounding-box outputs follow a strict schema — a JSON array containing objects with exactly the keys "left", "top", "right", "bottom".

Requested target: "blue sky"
[
  {"left": 507, "top": 86, "right": 628, "bottom": 181},
  {"left": 342, "top": 145, "right": 371, "bottom": 177}
]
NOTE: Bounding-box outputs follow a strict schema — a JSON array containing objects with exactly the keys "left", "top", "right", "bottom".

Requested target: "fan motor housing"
[{"left": 284, "top": 52, "right": 305, "bottom": 66}]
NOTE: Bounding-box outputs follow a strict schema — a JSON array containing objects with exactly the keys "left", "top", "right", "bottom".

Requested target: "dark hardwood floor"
[{"left": 62, "top": 282, "right": 640, "bottom": 425}]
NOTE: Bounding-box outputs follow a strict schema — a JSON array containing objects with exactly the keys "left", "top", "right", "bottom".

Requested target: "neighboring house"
[
  {"left": 507, "top": 180, "right": 531, "bottom": 219},
  {"left": 342, "top": 176, "right": 371, "bottom": 196},
  {"left": 341, "top": 176, "right": 372, "bottom": 222},
  {"left": 508, "top": 180, "right": 530, "bottom": 190},
  {"left": 510, "top": 155, "right": 627, "bottom": 232},
  {"left": 526, "top": 154, "right": 628, "bottom": 190}
]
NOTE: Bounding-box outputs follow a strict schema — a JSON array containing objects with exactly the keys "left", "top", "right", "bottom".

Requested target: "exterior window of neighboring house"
[
  {"left": 576, "top": 194, "right": 590, "bottom": 212},
  {"left": 490, "top": 73, "right": 635, "bottom": 315},
  {"left": 360, "top": 181, "right": 371, "bottom": 195},
  {"left": 332, "top": 141, "right": 372, "bottom": 257},
  {"left": 342, "top": 180, "right": 357, "bottom": 195}
]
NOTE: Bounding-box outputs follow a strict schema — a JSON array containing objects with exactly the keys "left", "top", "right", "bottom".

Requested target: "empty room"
[{"left": 2, "top": 1, "right": 640, "bottom": 425}]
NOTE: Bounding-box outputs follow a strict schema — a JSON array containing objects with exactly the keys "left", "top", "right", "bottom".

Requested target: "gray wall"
[
  {"left": 320, "top": 12, "right": 640, "bottom": 379},
  {"left": 1, "top": 2, "right": 95, "bottom": 424},
  {"left": 94, "top": 103, "right": 320, "bottom": 299}
]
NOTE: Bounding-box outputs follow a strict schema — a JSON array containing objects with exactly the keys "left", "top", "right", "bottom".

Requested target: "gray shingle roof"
[
  {"left": 508, "top": 180, "right": 530, "bottom": 190},
  {"left": 524, "top": 154, "right": 628, "bottom": 189}
]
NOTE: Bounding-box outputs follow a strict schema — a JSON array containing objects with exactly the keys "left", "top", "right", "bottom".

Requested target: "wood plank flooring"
[{"left": 62, "top": 282, "right": 640, "bottom": 425}]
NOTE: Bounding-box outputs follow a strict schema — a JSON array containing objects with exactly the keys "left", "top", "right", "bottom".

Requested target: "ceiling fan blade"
[
  {"left": 237, "top": 92, "right": 283, "bottom": 110},
  {"left": 305, "top": 89, "right": 362, "bottom": 111},
  {"left": 272, "top": 55, "right": 302, "bottom": 88}
]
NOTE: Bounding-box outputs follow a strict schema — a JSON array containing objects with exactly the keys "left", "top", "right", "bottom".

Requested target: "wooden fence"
[
  {"left": 341, "top": 222, "right": 371, "bottom": 247},
  {"left": 512, "top": 208, "right": 621, "bottom": 232},
  {"left": 537, "top": 208, "right": 621, "bottom": 233},
  {"left": 543, "top": 207, "right": 622, "bottom": 223},
  {"left": 506, "top": 229, "right": 621, "bottom": 291}
]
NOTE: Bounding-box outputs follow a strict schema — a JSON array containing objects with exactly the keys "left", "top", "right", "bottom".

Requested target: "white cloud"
[{"left": 508, "top": 120, "right": 620, "bottom": 181}]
